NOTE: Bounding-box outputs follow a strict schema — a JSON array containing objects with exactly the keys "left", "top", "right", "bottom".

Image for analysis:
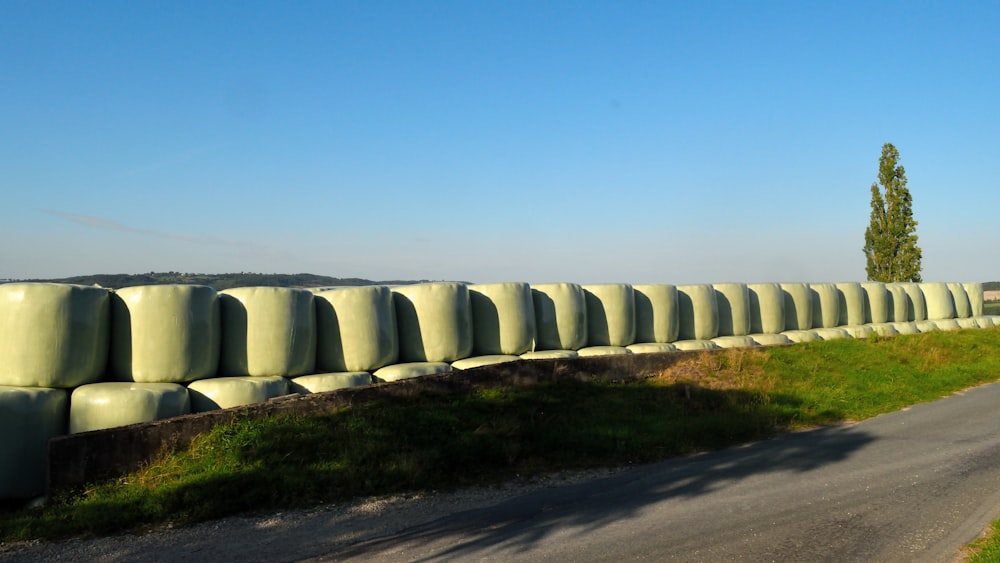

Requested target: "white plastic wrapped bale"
[
  {"left": 520, "top": 350, "right": 579, "bottom": 360},
  {"left": 577, "top": 346, "right": 632, "bottom": 357},
  {"left": 921, "top": 282, "right": 955, "bottom": 321},
  {"left": 976, "top": 317, "right": 996, "bottom": 328},
  {"left": 673, "top": 339, "right": 719, "bottom": 351},
  {"left": 0, "top": 386, "right": 67, "bottom": 499},
  {"left": 783, "top": 330, "right": 823, "bottom": 343},
  {"left": 219, "top": 287, "right": 316, "bottom": 378},
  {"left": 373, "top": 362, "right": 452, "bottom": 382},
  {"left": 964, "top": 283, "right": 985, "bottom": 317},
  {"left": 899, "top": 283, "right": 928, "bottom": 321},
  {"left": 677, "top": 284, "right": 718, "bottom": 341},
  {"left": 931, "top": 318, "right": 962, "bottom": 331},
  {"left": 70, "top": 382, "right": 190, "bottom": 433},
  {"left": 187, "top": 376, "right": 289, "bottom": 412},
  {"left": 956, "top": 317, "right": 982, "bottom": 330},
  {"left": 891, "top": 322, "right": 921, "bottom": 335},
  {"left": 468, "top": 282, "right": 536, "bottom": 356},
  {"left": 392, "top": 283, "right": 473, "bottom": 363},
  {"left": 315, "top": 286, "right": 398, "bottom": 373},
  {"left": 885, "top": 284, "right": 910, "bottom": 322},
  {"left": 861, "top": 282, "right": 889, "bottom": 324},
  {"left": 750, "top": 334, "right": 792, "bottom": 346},
  {"left": 711, "top": 335, "right": 757, "bottom": 349},
  {"left": 868, "top": 323, "right": 900, "bottom": 337},
  {"left": 748, "top": 283, "right": 785, "bottom": 335},
  {"left": 914, "top": 320, "right": 940, "bottom": 333},
  {"left": 810, "top": 327, "right": 851, "bottom": 340},
  {"left": 531, "top": 283, "right": 588, "bottom": 351},
  {"left": 110, "top": 285, "right": 220, "bottom": 383},
  {"left": 451, "top": 355, "right": 520, "bottom": 369},
  {"left": 834, "top": 283, "right": 865, "bottom": 327},
  {"left": 0, "top": 283, "right": 109, "bottom": 388},
  {"left": 626, "top": 342, "right": 677, "bottom": 354},
  {"left": 780, "top": 283, "right": 813, "bottom": 331},
  {"left": 713, "top": 283, "right": 751, "bottom": 337},
  {"left": 582, "top": 284, "right": 636, "bottom": 346},
  {"left": 947, "top": 282, "right": 972, "bottom": 319},
  {"left": 842, "top": 325, "right": 875, "bottom": 339},
  {"left": 809, "top": 284, "right": 841, "bottom": 329},
  {"left": 633, "top": 284, "right": 679, "bottom": 344},
  {"left": 289, "top": 372, "right": 373, "bottom": 394}
]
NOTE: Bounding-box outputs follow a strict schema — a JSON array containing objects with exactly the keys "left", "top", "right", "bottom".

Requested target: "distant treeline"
[
  {"left": 984, "top": 281, "right": 1000, "bottom": 292},
  {"left": 13, "top": 272, "right": 430, "bottom": 291}
]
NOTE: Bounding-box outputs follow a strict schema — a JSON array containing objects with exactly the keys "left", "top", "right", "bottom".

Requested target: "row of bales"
[{"left": 0, "top": 280, "right": 993, "bottom": 499}]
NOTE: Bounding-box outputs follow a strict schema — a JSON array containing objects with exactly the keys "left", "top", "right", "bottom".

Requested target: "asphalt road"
[{"left": 8, "top": 380, "right": 1000, "bottom": 562}]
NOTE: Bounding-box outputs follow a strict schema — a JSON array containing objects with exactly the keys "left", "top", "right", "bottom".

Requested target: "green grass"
[
  {"left": 984, "top": 301, "right": 1000, "bottom": 316},
  {"left": 4, "top": 328, "right": 1000, "bottom": 543}
]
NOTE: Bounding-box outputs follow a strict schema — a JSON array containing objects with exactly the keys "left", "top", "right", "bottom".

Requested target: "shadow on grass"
[{"left": 2, "top": 379, "right": 877, "bottom": 558}]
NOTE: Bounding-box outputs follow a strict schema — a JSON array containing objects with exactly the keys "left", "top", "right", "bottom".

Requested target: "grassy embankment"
[{"left": 4, "top": 328, "right": 1000, "bottom": 543}]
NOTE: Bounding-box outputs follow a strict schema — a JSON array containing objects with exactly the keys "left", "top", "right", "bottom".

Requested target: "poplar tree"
[{"left": 863, "top": 143, "right": 922, "bottom": 282}]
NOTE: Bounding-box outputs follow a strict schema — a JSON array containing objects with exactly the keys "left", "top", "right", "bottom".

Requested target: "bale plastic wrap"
[
  {"left": 842, "top": 325, "right": 875, "bottom": 339},
  {"left": 976, "top": 317, "right": 996, "bottom": 328},
  {"left": 0, "top": 283, "right": 109, "bottom": 388},
  {"left": 861, "top": 282, "right": 889, "bottom": 324},
  {"left": 932, "top": 318, "right": 962, "bottom": 331},
  {"left": 751, "top": 334, "right": 792, "bottom": 346},
  {"left": 711, "top": 335, "right": 757, "bottom": 349},
  {"left": 315, "top": 286, "right": 398, "bottom": 373},
  {"left": 0, "top": 386, "right": 67, "bottom": 499},
  {"left": 468, "top": 282, "right": 535, "bottom": 356},
  {"left": 914, "top": 320, "right": 940, "bottom": 333},
  {"left": 947, "top": 283, "right": 972, "bottom": 319},
  {"left": 451, "top": 355, "right": 520, "bottom": 369},
  {"left": 885, "top": 284, "right": 910, "bottom": 322},
  {"left": 956, "top": 317, "right": 981, "bottom": 330},
  {"left": 219, "top": 287, "right": 316, "bottom": 378},
  {"left": 677, "top": 284, "right": 718, "bottom": 341},
  {"left": 577, "top": 346, "right": 631, "bottom": 357},
  {"left": 673, "top": 340, "right": 719, "bottom": 351},
  {"left": 899, "top": 283, "right": 927, "bottom": 321},
  {"left": 289, "top": 372, "right": 372, "bottom": 394},
  {"left": 520, "top": 350, "right": 579, "bottom": 360},
  {"left": 891, "top": 322, "right": 921, "bottom": 335},
  {"left": 187, "top": 375, "right": 289, "bottom": 412},
  {"left": 780, "top": 283, "right": 813, "bottom": 331},
  {"left": 633, "top": 284, "right": 679, "bottom": 344},
  {"left": 582, "top": 284, "right": 636, "bottom": 347},
  {"left": 921, "top": 282, "right": 955, "bottom": 320},
  {"left": 70, "top": 382, "right": 190, "bottom": 433},
  {"left": 835, "top": 283, "right": 865, "bottom": 327},
  {"left": 392, "top": 283, "right": 473, "bottom": 363},
  {"left": 373, "top": 362, "right": 452, "bottom": 382},
  {"left": 868, "top": 323, "right": 900, "bottom": 337},
  {"left": 809, "top": 327, "right": 851, "bottom": 340},
  {"left": 713, "top": 283, "right": 750, "bottom": 337},
  {"left": 531, "top": 283, "right": 587, "bottom": 351},
  {"left": 110, "top": 285, "right": 220, "bottom": 383},
  {"left": 782, "top": 330, "right": 823, "bottom": 343},
  {"left": 748, "top": 283, "right": 785, "bottom": 335},
  {"left": 626, "top": 342, "right": 677, "bottom": 354},
  {"left": 810, "top": 283, "right": 841, "bottom": 329},
  {"left": 964, "top": 282, "right": 985, "bottom": 317}
]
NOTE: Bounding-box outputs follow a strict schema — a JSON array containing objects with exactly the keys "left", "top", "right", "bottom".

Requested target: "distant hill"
[
  {"left": 11, "top": 272, "right": 430, "bottom": 291},
  {"left": 983, "top": 281, "right": 1000, "bottom": 292}
]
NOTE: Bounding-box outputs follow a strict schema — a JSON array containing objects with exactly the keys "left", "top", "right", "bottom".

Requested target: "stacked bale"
[
  {"left": 376, "top": 283, "right": 471, "bottom": 380},
  {"left": 861, "top": 282, "right": 889, "bottom": 324},
  {"left": 0, "top": 283, "right": 109, "bottom": 499},
  {"left": 899, "top": 283, "right": 928, "bottom": 321},
  {"left": 747, "top": 283, "right": 791, "bottom": 346},
  {"left": 712, "top": 283, "right": 756, "bottom": 348},
  {"left": 629, "top": 284, "right": 679, "bottom": 354},
  {"left": 0, "top": 387, "right": 68, "bottom": 499},
  {"left": 836, "top": 282, "right": 874, "bottom": 338},
  {"left": 219, "top": 287, "right": 316, "bottom": 377},
  {"left": 807, "top": 283, "right": 849, "bottom": 340},
  {"left": 579, "top": 284, "right": 635, "bottom": 356},
  {"left": 947, "top": 283, "right": 972, "bottom": 319},
  {"left": 964, "top": 282, "right": 985, "bottom": 317},
  {"left": 455, "top": 282, "right": 535, "bottom": 369},
  {"left": 675, "top": 284, "right": 719, "bottom": 350},
  {"left": 307, "top": 285, "right": 397, "bottom": 391},
  {"left": 110, "top": 285, "right": 220, "bottom": 383},
  {"left": 921, "top": 282, "right": 955, "bottom": 332},
  {"left": 70, "top": 383, "right": 190, "bottom": 433},
  {"left": 780, "top": 283, "right": 819, "bottom": 343},
  {"left": 523, "top": 283, "right": 587, "bottom": 359},
  {"left": 188, "top": 376, "right": 290, "bottom": 412}
]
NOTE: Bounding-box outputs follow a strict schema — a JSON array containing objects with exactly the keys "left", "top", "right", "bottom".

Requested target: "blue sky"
[{"left": 3, "top": 1, "right": 998, "bottom": 284}]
